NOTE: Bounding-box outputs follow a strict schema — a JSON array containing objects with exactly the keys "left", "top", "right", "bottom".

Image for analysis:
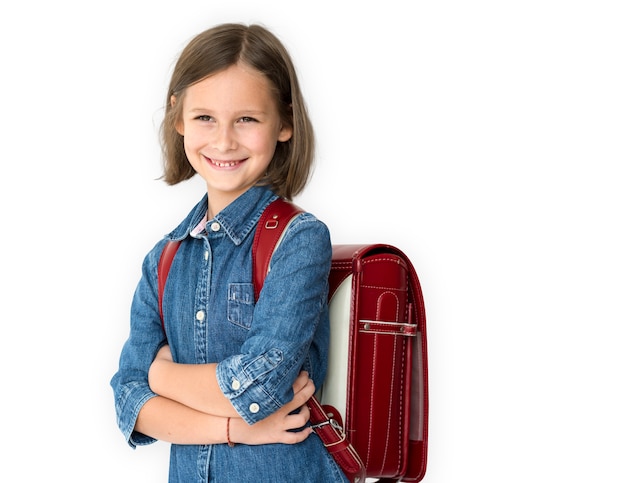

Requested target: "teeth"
[{"left": 213, "top": 160, "right": 238, "bottom": 167}]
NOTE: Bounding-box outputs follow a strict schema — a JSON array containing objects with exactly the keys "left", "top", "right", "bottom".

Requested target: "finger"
[
  {"left": 291, "top": 371, "right": 309, "bottom": 393},
  {"left": 284, "top": 403, "right": 311, "bottom": 429},
  {"left": 293, "top": 401, "right": 310, "bottom": 419},
  {"left": 280, "top": 426, "right": 313, "bottom": 445},
  {"left": 281, "top": 378, "right": 315, "bottom": 414},
  {"left": 281, "top": 381, "right": 314, "bottom": 414},
  {"left": 281, "top": 393, "right": 303, "bottom": 414},
  {"left": 285, "top": 381, "right": 313, "bottom": 412},
  {"left": 293, "top": 378, "right": 315, "bottom": 403}
]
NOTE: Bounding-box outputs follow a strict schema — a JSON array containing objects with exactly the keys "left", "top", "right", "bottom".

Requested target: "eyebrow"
[{"left": 188, "top": 108, "right": 267, "bottom": 116}]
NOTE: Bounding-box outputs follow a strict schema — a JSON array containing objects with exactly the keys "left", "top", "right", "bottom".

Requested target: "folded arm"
[
  {"left": 138, "top": 361, "right": 315, "bottom": 445},
  {"left": 148, "top": 344, "right": 236, "bottom": 417}
]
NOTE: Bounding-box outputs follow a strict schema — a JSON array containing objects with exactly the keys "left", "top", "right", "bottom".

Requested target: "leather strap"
[
  {"left": 251, "top": 198, "right": 303, "bottom": 300},
  {"left": 307, "top": 397, "right": 366, "bottom": 482},
  {"left": 157, "top": 239, "right": 181, "bottom": 331}
]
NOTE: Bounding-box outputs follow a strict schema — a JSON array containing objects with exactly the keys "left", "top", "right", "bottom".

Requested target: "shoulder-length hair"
[{"left": 160, "top": 23, "right": 315, "bottom": 200}]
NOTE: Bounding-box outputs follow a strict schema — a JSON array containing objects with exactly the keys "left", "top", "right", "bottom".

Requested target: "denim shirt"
[{"left": 110, "top": 186, "right": 347, "bottom": 482}]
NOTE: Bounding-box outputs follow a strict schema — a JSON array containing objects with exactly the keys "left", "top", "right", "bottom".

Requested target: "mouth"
[{"left": 206, "top": 156, "right": 245, "bottom": 168}]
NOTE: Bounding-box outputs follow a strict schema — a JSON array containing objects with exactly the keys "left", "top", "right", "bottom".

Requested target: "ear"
[
  {"left": 277, "top": 123, "right": 293, "bottom": 142},
  {"left": 278, "top": 103, "right": 293, "bottom": 142},
  {"left": 171, "top": 95, "right": 184, "bottom": 135}
]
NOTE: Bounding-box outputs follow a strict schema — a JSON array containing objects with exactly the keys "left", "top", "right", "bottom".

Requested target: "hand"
[{"left": 233, "top": 371, "right": 316, "bottom": 445}]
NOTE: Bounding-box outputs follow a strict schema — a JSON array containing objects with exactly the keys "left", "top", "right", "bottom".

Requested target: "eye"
[
  {"left": 195, "top": 115, "right": 213, "bottom": 122},
  {"left": 238, "top": 116, "right": 258, "bottom": 123}
]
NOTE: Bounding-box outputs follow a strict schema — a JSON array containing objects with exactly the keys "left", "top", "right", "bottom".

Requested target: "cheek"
[
  {"left": 182, "top": 133, "right": 203, "bottom": 167},
  {"left": 182, "top": 134, "right": 193, "bottom": 154},
  {"left": 248, "top": 130, "right": 280, "bottom": 155},
  {"left": 182, "top": 128, "right": 203, "bottom": 151}
]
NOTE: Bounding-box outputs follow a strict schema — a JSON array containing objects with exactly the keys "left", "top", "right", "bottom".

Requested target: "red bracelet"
[{"left": 226, "top": 417, "right": 235, "bottom": 447}]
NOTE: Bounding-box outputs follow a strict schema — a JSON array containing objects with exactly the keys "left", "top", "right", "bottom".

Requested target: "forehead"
[{"left": 184, "top": 63, "right": 278, "bottom": 110}]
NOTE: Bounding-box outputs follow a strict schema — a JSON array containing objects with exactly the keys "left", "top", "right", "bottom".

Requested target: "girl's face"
[{"left": 176, "top": 63, "right": 292, "bottom": 215}]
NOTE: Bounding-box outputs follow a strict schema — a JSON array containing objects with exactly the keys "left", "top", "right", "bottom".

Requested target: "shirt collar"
[{"left": 167, "top": 186, "right": 278, "bottom": 245}]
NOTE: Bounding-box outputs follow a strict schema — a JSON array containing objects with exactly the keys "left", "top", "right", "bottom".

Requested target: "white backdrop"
[{"left": 1, "top": 1, "right": 624, "bottom": 481}]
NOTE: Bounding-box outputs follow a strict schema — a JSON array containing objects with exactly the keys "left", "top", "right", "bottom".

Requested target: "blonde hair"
[{"left": 160, "top": 23, "right": 315, "bottom": 200}]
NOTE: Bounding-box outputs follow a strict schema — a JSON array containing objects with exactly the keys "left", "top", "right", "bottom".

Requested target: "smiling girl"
[{"left": 110, "top": 23, "right": 346, "bottom": 482}]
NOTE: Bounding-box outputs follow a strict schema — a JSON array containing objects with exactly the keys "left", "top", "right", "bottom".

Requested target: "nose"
[{"left": 213, "top": 124, "right": 238, "bottom": 152}]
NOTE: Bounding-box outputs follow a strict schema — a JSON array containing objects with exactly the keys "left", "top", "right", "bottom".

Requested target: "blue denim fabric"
[{"left": 110, "top": 186, "right": 347, "bottom": 482}]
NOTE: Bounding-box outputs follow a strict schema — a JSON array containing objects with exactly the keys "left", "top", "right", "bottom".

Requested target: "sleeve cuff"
[{"left": 216, "top": 351, "right": 284, "bottom": 425}]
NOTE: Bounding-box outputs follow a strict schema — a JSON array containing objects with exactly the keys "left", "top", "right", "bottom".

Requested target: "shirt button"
[
  {"left": 249, "top": 403, "right": 260, "bottom": 414},
  {"left": 231, "top": 379, "right": 241, "bottom": 390},
  {"left": 195, "top": 310, "right": 205, "bottom": 322},
  {"left": 210, "top": 222, "right": 221, "bottom": 232},
  {"left": 204, "top": 250, "right": 209, "bottom": 261}
]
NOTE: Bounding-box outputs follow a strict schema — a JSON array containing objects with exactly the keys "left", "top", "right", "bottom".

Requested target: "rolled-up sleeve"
[
  {"left": 112, "top": 380, "right": 158, "bottom": 448},
  {"left": 216, "top": 213, "right": 332, "bottom": 425},
  {"left": 110, "top": 242, "right": 167, "bottom": 447}
]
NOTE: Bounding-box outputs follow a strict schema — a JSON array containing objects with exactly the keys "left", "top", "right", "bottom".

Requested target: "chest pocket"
[{"left": 227, "top": 283, "right": 255, "bottom": 329}]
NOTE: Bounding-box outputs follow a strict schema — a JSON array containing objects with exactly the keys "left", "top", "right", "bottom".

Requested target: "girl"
[{"left": 110, "top": 23, "right": 347, "bottom": 482}]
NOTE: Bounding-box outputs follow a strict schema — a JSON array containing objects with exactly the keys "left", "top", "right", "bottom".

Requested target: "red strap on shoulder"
[
  {"left": 251, "top": 198, "right": 303, "bottom": 300},
  {"left": 157, "top": 240, "right": 181, "bottom": 330}
]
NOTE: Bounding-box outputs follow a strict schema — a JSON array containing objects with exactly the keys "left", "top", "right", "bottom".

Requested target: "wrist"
[{"left": 226, "top": 417, "right": 236, "bottom": 447}]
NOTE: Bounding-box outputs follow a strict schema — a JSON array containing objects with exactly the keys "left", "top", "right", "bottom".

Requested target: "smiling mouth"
[{"left": 207, "top": 157, "right": 244, "bottom": 168}]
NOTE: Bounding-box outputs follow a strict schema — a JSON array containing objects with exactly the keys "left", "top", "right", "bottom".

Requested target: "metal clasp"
[
  {"left": 310, "top": 418, "right": 343, "bottom": 432},
  {"left": 265, "top": 215, "right": 279, "bottom": 229}
]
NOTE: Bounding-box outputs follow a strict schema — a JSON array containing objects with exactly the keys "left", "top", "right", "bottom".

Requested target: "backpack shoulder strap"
[
  {"left": 157, "top": 239, "right": 181, "bottom": 329},
  {"left": 251, "top": 198, "right": 303, "bottom": 300}
]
